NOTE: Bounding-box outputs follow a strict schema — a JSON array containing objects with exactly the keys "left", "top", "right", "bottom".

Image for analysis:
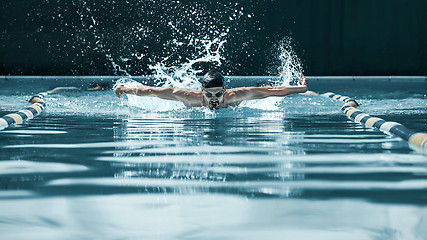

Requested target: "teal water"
[{"left": 0, "top": 78, "right": 426, "bottom": 239}]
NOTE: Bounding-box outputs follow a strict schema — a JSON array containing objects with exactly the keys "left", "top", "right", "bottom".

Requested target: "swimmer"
[{"left": 114, "top": 70, "right": 308, "bottom": 110}]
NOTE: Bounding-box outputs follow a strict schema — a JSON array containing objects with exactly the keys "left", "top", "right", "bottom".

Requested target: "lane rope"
[
  {"left": 306, "top": 90, "right": 427, "bottom": 150},
  {"left": 0, "top": 87, "right": 79, "bottom": 131}
]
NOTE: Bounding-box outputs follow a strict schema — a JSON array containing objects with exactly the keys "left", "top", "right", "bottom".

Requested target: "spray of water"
[
  {"left": 116, "top": 36, "right": 304, "bottom": 112},
  {"left": 240, "top": 38, "right": 303, "bottom": 110},
  {"left": 47, "top": 0, "right": 251, "bottom": 76},
  {"left": 113, "top": 35, "right": 227, "bottom": 112},
  {"left": 149, "top": 36, "right": 227, "bottom": 89},
  {"left": 106, "top": 54, "right": 132, "bottom": 77},
  {"left": 276, "top": 37, "right": 304, "bottom": 86}
]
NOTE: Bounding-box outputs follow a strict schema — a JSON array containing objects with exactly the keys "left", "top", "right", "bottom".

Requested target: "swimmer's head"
[
  {"left": 202, "top": 71, "right": 226, "bottom": 110},
  {"left": 202, "top": 70, "right": 225, "bottom": 89}
]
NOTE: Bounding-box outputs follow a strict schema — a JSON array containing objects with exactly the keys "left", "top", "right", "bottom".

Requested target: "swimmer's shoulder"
[
  {"left": 227, "top": 87, "right": 265, "bottom": 98},
  {"left": 225, "top": 86, "right": 274, "bottom": 103},
  {"left": 172, "top": 88, "right": 203, "bottom": 106},
  {"left": 223, "top": 87, "right": 251, "bottom": 105},
  {"left": 173, "top": 88, "right": 201, "bottom": 96}
]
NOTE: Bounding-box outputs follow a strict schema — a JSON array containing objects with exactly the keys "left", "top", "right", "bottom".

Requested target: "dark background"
[{"left": 1, "top": 0, "right": 426, "bottom": 76}]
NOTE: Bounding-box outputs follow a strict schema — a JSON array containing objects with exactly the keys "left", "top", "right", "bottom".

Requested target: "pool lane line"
[
  {"left": 306, "top": 90, "right": 427, "bottom": 150},
  {"left": 0, "top": 87, "right": 80, "bottom": 131}
]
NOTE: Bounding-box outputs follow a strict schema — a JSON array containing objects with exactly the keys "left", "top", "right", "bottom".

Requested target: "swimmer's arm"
[
  {"left": 114, "top": 85, "right": 175, "bottom": 100},
  {"left": 114, "top": 85, "right": 199, "bottom": 102},
  {"left": 265, "top": 74, "right": 308, "bottom": 97},
  {"left": 231, "top": 75, "right": 308, "bottom": 101}
]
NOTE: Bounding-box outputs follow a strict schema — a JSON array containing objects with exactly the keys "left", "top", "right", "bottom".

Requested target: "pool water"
[{"left": 0, "top": 77, "right": 426, "bottom": 239}]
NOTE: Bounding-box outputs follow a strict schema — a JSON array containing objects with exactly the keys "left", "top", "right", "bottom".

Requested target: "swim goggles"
[{"left": 203, "top": 88, "right": 225, "bottom": 98}]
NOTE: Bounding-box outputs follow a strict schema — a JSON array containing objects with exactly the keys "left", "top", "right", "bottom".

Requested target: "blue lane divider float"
[
  {"left": 306, "top": 91, "right": 427, "bottom": 150},
  {"left": 0, "top": 87, "right": 79, "bottom": 131}
]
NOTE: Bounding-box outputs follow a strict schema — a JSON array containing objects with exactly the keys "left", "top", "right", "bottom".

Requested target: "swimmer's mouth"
[{"left": 209, "top": 100, "right": 220, "bottom": 109}]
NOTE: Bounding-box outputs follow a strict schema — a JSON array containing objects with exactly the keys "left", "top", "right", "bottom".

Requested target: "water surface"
[{"left": 1, "top": 78, "right": 426, "bottom": 239}]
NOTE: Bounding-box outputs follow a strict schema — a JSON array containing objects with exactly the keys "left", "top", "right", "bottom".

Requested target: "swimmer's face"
[{"left": 203, "top": 87, "right": 225, "bottom": 110}]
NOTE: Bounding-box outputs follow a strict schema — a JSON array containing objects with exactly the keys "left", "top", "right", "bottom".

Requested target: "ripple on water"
[
  {"left": 0, "top": 160, "right": 89, "bottom": 175},
  {"left": 1, "top": 130, "right": 67, "bottom": 135}
]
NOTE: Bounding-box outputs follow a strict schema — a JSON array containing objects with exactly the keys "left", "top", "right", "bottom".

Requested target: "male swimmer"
[{"left": 114, "top": 70, "right": 308, "bottom": 110}]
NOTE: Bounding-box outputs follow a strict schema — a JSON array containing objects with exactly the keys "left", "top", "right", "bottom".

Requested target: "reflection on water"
[{"left": 106, "top": 110, "right": 305, "bottom": 198}]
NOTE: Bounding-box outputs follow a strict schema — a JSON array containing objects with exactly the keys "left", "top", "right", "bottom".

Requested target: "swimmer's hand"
[
  {"left": 298, "top": 74, "right": 308, "bottom": 91},
  {"left": 114, "top": 85, "right": 126, "bottom": 98},
  {"left": 298, "top": 74, "right": 307, "bottom": 86}
]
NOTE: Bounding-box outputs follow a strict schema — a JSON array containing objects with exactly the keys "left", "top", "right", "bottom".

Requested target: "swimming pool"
[{"left": 1, "top": 76, "right": 426, "bottom": 239}]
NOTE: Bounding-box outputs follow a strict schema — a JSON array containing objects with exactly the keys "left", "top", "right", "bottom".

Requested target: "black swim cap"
[{"left": 202, "top": 70, "right": 225, "bottom": 88}]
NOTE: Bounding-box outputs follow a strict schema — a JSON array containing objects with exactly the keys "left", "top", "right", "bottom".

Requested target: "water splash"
[
  {"left": 106, "top": 54, "right": 132, "bottom": 77},
  {"left": 149, "top": 36, "right": 227, "bottom": 89},
  {"left": 240, "top": 37, "right": 303, "bottom": 110},
  {"left": 276, "top": 37, "right": 303, "bottom": 86},
  {"left": 37, "top": 0, "right": 252, "bottom": 76},
  {"left": 116, "top": 36, "right": 304, "bottom": 112},
  {"left": 113, "top": 35, "right": 227, "bottom": 112}
]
